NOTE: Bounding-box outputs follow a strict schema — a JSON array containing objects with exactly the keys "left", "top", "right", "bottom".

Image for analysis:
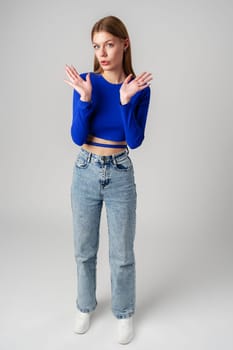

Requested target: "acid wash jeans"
[{"left": 71, "top": 148, "right": 137, "bottom": 319}]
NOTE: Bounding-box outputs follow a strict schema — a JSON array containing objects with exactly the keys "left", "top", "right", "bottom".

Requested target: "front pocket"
[
  {"left": 75, "top": 156, "right": 89, "bottom": 169},
  {"left": 114, "top": 156, "right": 132, "bottom": 171}
]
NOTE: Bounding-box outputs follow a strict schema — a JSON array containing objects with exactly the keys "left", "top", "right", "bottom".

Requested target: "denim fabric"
[{"left": 71, "top": 148, "right": 137, "bottom": 319}]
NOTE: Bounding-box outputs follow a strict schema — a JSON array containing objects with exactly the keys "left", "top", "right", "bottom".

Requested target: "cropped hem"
[{"left": 86, "top": 140, "right": 127, "bottom": 148}]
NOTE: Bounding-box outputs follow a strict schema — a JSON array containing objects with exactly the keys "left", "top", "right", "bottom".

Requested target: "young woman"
[{"left": 64, "top": 15, "right": 152, "bottom": 344}]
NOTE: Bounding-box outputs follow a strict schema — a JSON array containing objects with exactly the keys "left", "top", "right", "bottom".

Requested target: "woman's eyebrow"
[{"left": 92, "top": 39, "right": 114, "bottom": 45}]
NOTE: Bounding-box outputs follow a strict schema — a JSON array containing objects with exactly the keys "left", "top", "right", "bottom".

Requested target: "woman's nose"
[{"left": 100, "top": 47, "right": 107, "bottom": 57}]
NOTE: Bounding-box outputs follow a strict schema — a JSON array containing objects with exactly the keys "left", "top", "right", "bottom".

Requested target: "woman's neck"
[{"left": 102, "top": 70, "right": 126, "bottom": 84}]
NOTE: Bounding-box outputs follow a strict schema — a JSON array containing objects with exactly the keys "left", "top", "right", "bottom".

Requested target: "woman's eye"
[
  {"left": 93, "top": 45, "right": 99, "bottom": 50},
  {"left": 107, "top": 43, "right": 113, "bottom": 48}
]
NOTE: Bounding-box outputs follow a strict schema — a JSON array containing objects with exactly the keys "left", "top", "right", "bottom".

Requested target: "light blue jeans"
[{"left": 71, "top": 148, "right": 137, "bottom": 319}]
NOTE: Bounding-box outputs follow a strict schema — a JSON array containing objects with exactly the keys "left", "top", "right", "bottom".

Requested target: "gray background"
[{"left": 0, "top": 0, "right": 232, "bottom": 349}]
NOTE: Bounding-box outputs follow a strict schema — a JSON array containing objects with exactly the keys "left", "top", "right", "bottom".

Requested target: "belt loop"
[
  {"left": 87, "top": 151, "right": 92, "bottom": 163},
  {"left": 112, "top": 154, "right": 117, "bottom": 165}
]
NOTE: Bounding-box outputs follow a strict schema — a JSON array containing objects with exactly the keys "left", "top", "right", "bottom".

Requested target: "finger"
[
  {"left": 71, "top": 65, "right": 80, "bottom": 78},
  {"left": 64, "top": 79, "right": 77, "bottom": 88},
  {"left": 138, "top": 72, "right": 151, "bottom": 78},
  {"left": 142, "top": 72, "right": 153, "bottom": 82},
  {"left": 136, "top": 73, "right": 153, "bottom": 87},
  {"left": 136, "top": 72, "right": 152, "bottom": 82},
  {"left": 135, "top": 84, "right": 148, "bottom": 92},
  {"left": 134, "top": 72, "right": 147, "bottom": 82},
  {"left": 86, "top": 72, "right": 91, "bottom": 83},
  {"left": 65, "top": 66, "right": 75, "bottom": 80},
  {"left": 123, "top": 74, "right": 133, "bottom": 84},
  {"left": 138, "top": 80, "right": 152, "bottom": 90},
  {"left": 64, "top": 68, "right": 74, "bottom": 80},
  {"left": 65, "top": 65, "right": 78, "bottom": 81}
]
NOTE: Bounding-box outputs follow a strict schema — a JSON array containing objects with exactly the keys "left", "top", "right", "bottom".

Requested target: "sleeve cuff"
[{"left": 77, "top": 99, "right": 93, "bottom": 109}]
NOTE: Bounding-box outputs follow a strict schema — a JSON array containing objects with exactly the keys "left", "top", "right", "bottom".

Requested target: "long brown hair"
[{"left": 91, "top": 16, "right": 136, "bottom": 77}]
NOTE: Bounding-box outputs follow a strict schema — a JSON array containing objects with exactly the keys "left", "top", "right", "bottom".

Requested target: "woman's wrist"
[
  {"left": 120, "top": 94, "right": 131, "bottom": 105},
  {"left": 80, "top": 95, "right": 91, "bottom": 102}
]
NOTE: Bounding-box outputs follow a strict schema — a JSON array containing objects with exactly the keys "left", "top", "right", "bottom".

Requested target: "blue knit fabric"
[{"left": 71, "top": 72, "right": 151, "bottom": 149}]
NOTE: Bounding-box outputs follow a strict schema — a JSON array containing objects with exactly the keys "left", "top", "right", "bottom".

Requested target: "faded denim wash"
[{"left": 71, "top": 148, "right": 137, "bottom": 319}]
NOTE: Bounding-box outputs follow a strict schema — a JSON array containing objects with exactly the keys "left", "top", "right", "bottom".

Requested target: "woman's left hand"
[{"left": 120, "top": 72, "right": 153, "bottom": 105}]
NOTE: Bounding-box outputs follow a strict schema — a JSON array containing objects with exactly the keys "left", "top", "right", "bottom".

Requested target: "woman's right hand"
[{"left": 64, "top": 65, "right": 92, "bottom": 102}]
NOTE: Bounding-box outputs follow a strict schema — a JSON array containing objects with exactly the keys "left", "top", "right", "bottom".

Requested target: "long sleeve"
[
  {"left": 120, "top": 86, "right": 151, "bottom": 149},
  {"left": 71, "top": 89, "right": 94, "bottom": 146}
]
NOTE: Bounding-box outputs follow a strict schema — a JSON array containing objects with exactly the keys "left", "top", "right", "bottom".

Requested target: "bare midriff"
[{"left": 82, "top": 135, "right": 127, "bottom": 156}]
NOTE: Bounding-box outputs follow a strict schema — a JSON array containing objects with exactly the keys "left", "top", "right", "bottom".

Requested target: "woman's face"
[{"left": 92, "top": 31, "right": 128, "bottom": 72}]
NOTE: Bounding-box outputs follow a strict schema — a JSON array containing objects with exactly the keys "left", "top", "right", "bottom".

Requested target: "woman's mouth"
[{"left": 100, "top": 61, "right": 110, "bottom": 66}]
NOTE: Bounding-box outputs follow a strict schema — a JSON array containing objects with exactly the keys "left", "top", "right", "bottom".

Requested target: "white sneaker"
[
  {"left": 74, "top": 310, "right": 92, "bottom": 334},
  {"left": 117, "top": 317, "right": 134, "bottom": 344}
]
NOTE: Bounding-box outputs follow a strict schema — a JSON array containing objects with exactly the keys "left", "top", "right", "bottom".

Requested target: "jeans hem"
[
  {"left": 77, "top": 302, "right": 97, "bottom": 314},
  {"left": 113, "top": 311, "right": 135, "bottom": 319}
]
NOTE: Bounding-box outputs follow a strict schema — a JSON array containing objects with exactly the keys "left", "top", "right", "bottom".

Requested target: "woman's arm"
[
  {"left": 71, "top": 89, "right": 94, "bottom": 146},
  {"left": 120, "top": 87, "right": 151, "bottom": 149},
  {"left": 64, "top": 66, "right": 93, "bottom": 146},
  {"left": 120, "top": 72, "right": 152, "bottom": 149}
]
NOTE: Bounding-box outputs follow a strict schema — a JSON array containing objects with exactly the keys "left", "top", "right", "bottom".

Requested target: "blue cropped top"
[{"left": 71, "top": 72, "right": 151, "bottom": 149}]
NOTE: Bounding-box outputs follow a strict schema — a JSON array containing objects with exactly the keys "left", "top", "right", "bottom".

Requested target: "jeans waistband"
[{"left": 80, "top": 147, "right": 129, "bottom": 164}]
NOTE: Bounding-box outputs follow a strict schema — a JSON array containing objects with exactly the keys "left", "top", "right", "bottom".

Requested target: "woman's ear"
[{"left": 124, "top": 38, "right": 129, "bottom": 50}]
